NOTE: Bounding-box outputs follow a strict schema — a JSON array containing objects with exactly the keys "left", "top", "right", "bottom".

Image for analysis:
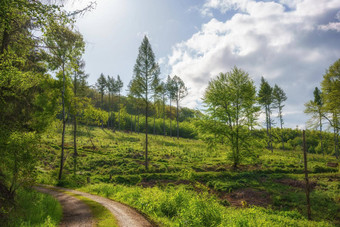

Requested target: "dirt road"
[
  {"left": 35, "top": 186, "right": 94, "bottom": 227},
  {"left": 35, "top": 186, "right": 153, "bottom": 227}
]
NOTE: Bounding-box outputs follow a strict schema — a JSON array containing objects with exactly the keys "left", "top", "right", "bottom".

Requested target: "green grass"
[
  {"left": 36, "top": 123, "right": 340, "bottom": 226},
  {"left": 37, "top": 123, "right": 338, "bottom": 181},
  {"left": 80, "top": 183, "right": 334, "bottom": 227},
  {"left": 6, "top": 188, "right": 62, "bottom": 227}
]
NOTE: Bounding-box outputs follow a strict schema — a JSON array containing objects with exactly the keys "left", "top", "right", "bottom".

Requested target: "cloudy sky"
[{"left": 65, "top": 0, "right": 340, "bottom": 129}]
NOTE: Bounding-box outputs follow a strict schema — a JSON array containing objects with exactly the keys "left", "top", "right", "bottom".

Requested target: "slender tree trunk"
[
  {"left": 73, "top": 114, "right": 77, "bottom": 175},
  {"left": 334, "top": 126, "right": 339, "bottom": 159},
  {"left": 101, "top": 92, "right": 104, "bottom": 129},
  {"left": 279, "top": 107, "right": 284, "bottom": 150},
  {"left": 334, "top": 113, "right": 339, "bottom": 159},
  {"left": 108, "top": 93, "right": 111, "bottom": 128},
  {"left": 145, "top": 99, "right": 149, "bottom": 170},
  {"left": 58, "top": 60, "right": 66, "bottom": 181},
  {"left": 176, "top": 98, "right": 179, "bottom": 139},
  {"left": 169, "top": 99, "right": 172, "bottom": 137},
  {"left": 135, "top": 111, "right": 137, "bottom": 133},
  {"left": 153, "top": 115, "right": 156, "bottom": 135},
  {"left": 336, "top": 128, "right": 339, "bottom": 159},
  {"left": 268, "top": 107, "right": 273, "bottom": 153},
  {"left": 137, "top": 111, "right": 140, "bottom": 134},
  {"left": 130, "top": 113, "right": 133, "bottom": 132},
  {"left": 73, "top": 71, "right": 78, "bottom": 175},
  {"left": 118, "top": 91, "right": 121, "bottom": 130},
  {"left": 319, "top": 113, "right": 323, "bottom": 156},
  {"left": 153, "top": 100, "right": 156, "bottom": 135},
  {"left": 235, "top": 107, "right": 240, "bottom": 168},
  {"left": 302, "top": 130, "right": 312, "bottom": 220},
  {"left": 163, "top": 94, "right": 166, "bottom": 136},
  {"left": 0, "top": 27, "right": 9, "bottom": 55},
  {"left": 265, "top": 106, "right": 270, "bottom": 150}
]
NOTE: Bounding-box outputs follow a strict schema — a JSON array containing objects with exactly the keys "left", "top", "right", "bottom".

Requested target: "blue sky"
[{"left": 65, "top": 0, "right": 340, "bottom": 129}]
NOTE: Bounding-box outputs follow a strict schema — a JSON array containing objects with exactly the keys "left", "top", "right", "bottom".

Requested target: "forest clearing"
[{"left": 1, "top": 0, "right": 339, "bottom": 226}]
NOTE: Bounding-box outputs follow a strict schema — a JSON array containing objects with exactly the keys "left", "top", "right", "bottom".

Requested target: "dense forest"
[{"left": 0, "top": 1, "right": 339, "bottom": 226}]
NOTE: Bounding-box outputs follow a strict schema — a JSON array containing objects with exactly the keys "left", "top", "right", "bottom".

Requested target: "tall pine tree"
[
  {"left": 258, "top": 77, "right": 274, "bottom": 153},
  {"left": 172, "top": 75, "right": 188, "bottom": 139},
  {"left": 131, "top": 36, "right": 160, "bottom": 170},
  {"left": 273, "top": 84, "right": 287, "bottom": 150}
]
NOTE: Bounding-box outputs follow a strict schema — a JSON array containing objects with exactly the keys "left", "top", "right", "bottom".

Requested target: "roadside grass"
[
  {"left": 6, "top": 188, "right": 62, "bottom": 227},
  {"left": 80, "top": 183, "right": 334, "bottom": 227}
]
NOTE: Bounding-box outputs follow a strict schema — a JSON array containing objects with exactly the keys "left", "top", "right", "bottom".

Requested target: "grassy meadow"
[{"left": 36, "top": 122, "right": 340, "bottom": 226}]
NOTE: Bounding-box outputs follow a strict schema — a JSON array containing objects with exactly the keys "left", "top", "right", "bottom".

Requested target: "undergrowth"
[
  {"left": 6, "top": 188, "right": 62, "bottom": 227},
  {"left": 80, "top": 183, "right": 334, "bottom": 227}
]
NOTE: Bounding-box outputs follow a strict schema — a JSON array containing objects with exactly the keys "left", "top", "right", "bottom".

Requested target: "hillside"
[{"left": 36, "top": 124, "right": 340, "bottom": 226}]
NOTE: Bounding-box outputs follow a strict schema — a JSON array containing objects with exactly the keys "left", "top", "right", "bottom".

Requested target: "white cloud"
[
  {"left": 168, "top": 0, "right": 340, "bottom": 128},
  {"left": 318, "top": 22, "right": 340, "bottom": 32}
]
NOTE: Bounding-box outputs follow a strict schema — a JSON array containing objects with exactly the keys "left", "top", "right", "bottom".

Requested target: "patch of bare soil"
[
  {"left": 275, "top": 178, "right": 317, "bottom": 190},
  {"left": 35, "top": 186, "right": 93, "bottom": 227},
  {"left": 137, "top": 179, "right": 191, "bottom": 188},
  {"left": 220, "top": 188, "right": 272, "bottom": 207},
  {"left": 202, "top": 164, "right": 262, "bottom": 172},
  {"left": 327, "top": 162, "right": 339, "bottom": 168}
]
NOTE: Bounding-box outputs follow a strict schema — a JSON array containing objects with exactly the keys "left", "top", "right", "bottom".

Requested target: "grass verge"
[
  {"left": 80, "top": 183, "right": 334, "bottom": 227},
  {"left": 6, "top": 188, "right": 62, "bottom": 227}
]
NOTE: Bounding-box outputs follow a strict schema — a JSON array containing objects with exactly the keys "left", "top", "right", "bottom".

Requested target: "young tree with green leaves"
[
  {"left": 107, "top": 75, "right": 117, "bottom": 129},
  {"left": 96, "top": 73, "right": 107, "bottom": 110},
  {"left": 166, "top": 75, "right": 176, "bottom": 137},
  {"left": 151, "top": 67, "right": 161, "bottom": 134},
  {"left": 71, "top": 59, "right": 88, "bottom": 174},
  {"left": 304, "top": 87, "right": 324, "bottom": 155},
  {"left": 258, "top": 77, "right": 274, "bottom": 153},
  {"left": 44, "top": 20, "right": 85, "bottom": 181},
  {"left": 273, "top": 84, "right": 287, "bottom": 150},
  {"left": 202, "top": 67, "right": 259, "bottom": 168},
  {"left": 116, "top": 75, "right": 124, "bottom": 130},
  {"left": 159, "top": 81, "right": 167, "bottom": 136},
  {"left": 172, "top": 75, "right": 188, "bottom": 139},
  {"left": 95, "top": 73, "right": 107, "bottom": 128},
  {"left": 321, "top": 59, "right": 340, "bottom": 158},
  {"left": 131, "top": 36, "right": 160, "bottom": 170},
  {"left": 127, "top": 79, "right": 138, "bottom": 133}
]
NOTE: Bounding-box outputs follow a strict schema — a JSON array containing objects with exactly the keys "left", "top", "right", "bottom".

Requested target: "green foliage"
[
  {"left": 131, "top": 36, "right": 160, "bottom": 102},
  {"left": 321, "top": 59, "right": 340, "bottom": 121},
  {"left": 96, "top": 73, "right": 107, "bottom": 105},
  {"left": 131, "top": 35, "right": 160, "bottom": 170},
  {"left": 6, "top": 188, "right": 62, "bottom": 227},
  {"left": 202, "top": 67, "right": 260, "bottom": 167},
  {"left": 0, "top": 131, "right": 39, "bottom": 194},
  {"left": 81, "top": 104, "right": 109, "bottom": 126}
]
